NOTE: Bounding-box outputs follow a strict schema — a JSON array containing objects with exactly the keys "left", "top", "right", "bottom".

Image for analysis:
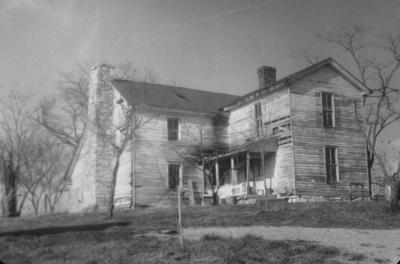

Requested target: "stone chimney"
[
  {"left": 258, "top": 66, "right": 276, "bottom": 90},
  {"left": 89, "top": 64, "right": 116, "bottom": 210},
  {"left": 69, "top": 63, "right": 116, "bottom": 212}
]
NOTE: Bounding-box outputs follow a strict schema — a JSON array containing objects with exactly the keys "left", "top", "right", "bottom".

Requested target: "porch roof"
[{"left": 207, "top": 135, "right": 279, "bottom": 161}]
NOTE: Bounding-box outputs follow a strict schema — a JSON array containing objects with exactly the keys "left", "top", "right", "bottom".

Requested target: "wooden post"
[
  {"left": 269, "top": 155, "right": 272, "bottom": 190},
  {"left": 178, "top": 166, "right": 184, "bottom": 248},
  {"left": 261, "top": 150, "right": 268, "bottom": 208},
  {"left": 130, "top": 136, "right": 136, "bottom": 209},
  {"left": 230, "top": 157, "right": 236, "bottom": 184},
  {"left": 200, "top": 161, "right": 205, "bottom": 206},
  {"left": 246, "top": 152, "right": 250, "bottom": 195},
  {"left": 261, "top": 151, "right": 265, "bottom": 181},
  {"left": 361, "top": 184, "right": 364, "bottom": 201},
  {"left": 215, "top": 160, "right": 220, "bottom": 187},
  {"left": 253, "top": 159, "right": 256, "bottom": 194}
]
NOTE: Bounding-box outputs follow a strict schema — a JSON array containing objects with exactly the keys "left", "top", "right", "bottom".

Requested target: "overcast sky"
[{"left": 1, "top": 0, "right": 399, "bottom": 141}]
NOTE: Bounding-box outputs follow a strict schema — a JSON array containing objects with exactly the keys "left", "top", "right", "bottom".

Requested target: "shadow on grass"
[{"left": 0, "top": 221, "right": 130, "bottom": 237}]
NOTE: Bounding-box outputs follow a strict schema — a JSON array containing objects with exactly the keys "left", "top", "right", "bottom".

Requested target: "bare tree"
[
  {"left": 95, "top": 99, "right": 147, "bottom": 217},
  {"left": 293, "top": 20, "right": 400, "bottom": 208},
  {"left": 37, "top": 61, "right": 158, "bottom": 178},
  {"left": 21, "top": 137, "right": 49, "bottom": 215},
  {"left": 22, "top": 135, "right": 69, "bottom": 215},
  {"left": 0, "top": 91, "right": 37, "bottom": 217},
  {"left": 41, "top": 144, "right": 71, "bottom": 213},
  {"left": 36, "top": 62, "right": 159, "bottom": 215}
]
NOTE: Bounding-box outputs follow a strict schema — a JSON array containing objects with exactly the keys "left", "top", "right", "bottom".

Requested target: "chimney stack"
[{"left": 258, "top": 66, "right": 276, "bottom": 90}]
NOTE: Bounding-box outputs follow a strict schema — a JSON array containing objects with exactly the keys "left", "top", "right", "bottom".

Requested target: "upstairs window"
[
  {"left": 322, "top": 92, "right": 335, "bottom": 127},
  {"left": 325, "top": 146, "right": 339, "bottom": 184},
  {"left": 272, "top": 123, "right": 290, "bottom": 135},
  {"left": 168, "top": 163, "right": 181, "bottom": 191},
  {"left": 167, "top": 118, "right": 179, "bottom": 140},
  {"left": 254, "top": 102, "right": 263, "bottom": 136}
]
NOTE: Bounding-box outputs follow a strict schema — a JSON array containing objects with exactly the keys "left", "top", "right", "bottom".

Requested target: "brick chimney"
[{"left": 258, "top": 66, "right": 276, "bottom": 90}]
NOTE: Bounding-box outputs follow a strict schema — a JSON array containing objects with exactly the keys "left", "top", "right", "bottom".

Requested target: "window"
[
  {"left": 168, "top": 164, "right": 181, "bottom": 191},
  {"left": 325, "top": 146, "right": 338, "bottom": 184},
  {"left": 322, "top": 92, "right": 335, "bottom": 128},
  {"left": 167, "top": 118, "right": 179, "bottom": 140},
  {"left": 272, "top": 123, "right": 290, "bottom": 135},
  {"left": 254, "top": 102, "right": 263, "bottom": 136}
]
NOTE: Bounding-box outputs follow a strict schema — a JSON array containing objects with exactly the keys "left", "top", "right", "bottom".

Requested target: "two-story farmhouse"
[{"left": 68, "top": 58, "right": 369, "bottom": 212}]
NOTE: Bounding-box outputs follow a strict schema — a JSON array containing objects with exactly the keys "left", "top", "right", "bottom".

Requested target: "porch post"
[
  {"left": 261, "top": 150, "right": 267, "bottom": 194},
  {"left": 215, "top": 160, "right": 220, "bottom": 187},
  {"left": 261, "top": 150, "right": 269, "bottom": 208},
  {"left": 246, "top": 152, "right": 250, "bottom": 194},
  {"left": 230, "top": 157, "right": 236, "bottom": 184},
  {"left": 260, "top": 151, "right": 265, "bottom": 179}
]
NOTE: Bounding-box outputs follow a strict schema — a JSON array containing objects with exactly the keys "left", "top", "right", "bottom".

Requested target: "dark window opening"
[
  {"left": 168, "top": 118, "right": 179, "bottom": 140},
  {"left": 273, "top": 123, "right": 290, "bottom": 135},
  {"left": 168, "top": 164, "right": 180, "bottom": 191},
  {"left": 322, "top": 92, "right": 334, "bottom": 128},
  {"left": 325, "top": 146, "right": 338, "bottom": 184},
  {"left": 254, "top": 102, "right": 263, "bottom": 136}
]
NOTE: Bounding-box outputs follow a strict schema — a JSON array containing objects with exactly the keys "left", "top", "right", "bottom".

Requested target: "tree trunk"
[
  {"left": 389, "top": 181, "right": 400, "bottom": 212},
  {"left": 5, "top": 170, "right": 19, "bottom": 217},
  {"left": 211, "top": 191, "right": 218, "bottom": 206},
  {"left": 388, "top": 160, "right": 400, "bottom": 212},
  {"left": 367, "top": 148, "right": 374, "bottom": 198},
  {"left": 109, "top": 154, "right": 121, "bottom": 218}
]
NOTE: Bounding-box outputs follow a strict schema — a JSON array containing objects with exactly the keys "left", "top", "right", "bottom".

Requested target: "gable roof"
[
  {"left": 223, "top": 57, "right": 370, "bottom": 111},
  {"left": 111, "top": 80, "right": 239, "bottom": 114}
]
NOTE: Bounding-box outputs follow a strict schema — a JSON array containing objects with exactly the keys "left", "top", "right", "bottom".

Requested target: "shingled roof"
[{"left": 111, "top": 79, "right": 239, "bottom": 114}]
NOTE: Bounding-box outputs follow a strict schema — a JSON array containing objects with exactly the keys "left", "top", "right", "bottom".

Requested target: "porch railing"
[{"left": 216, "top": 179, "right": 272, "bottom": 199}]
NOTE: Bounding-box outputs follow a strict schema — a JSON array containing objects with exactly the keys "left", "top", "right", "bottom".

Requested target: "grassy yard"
[
  {"left": 0, "top": 201, "right": 397, "bottom": 263},
  {"left": 1, "top": 200, "right": 399, "bottom": 235},
  {"left": 1, "top": 231, "right": 364, "bottom": 264}
]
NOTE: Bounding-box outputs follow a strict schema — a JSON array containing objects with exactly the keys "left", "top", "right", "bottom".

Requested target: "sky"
[{"left": 1, "top": 0, "right": 399, "bottom": 142}]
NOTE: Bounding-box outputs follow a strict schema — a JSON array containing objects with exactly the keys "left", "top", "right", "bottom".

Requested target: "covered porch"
[{"left": 204, "top": 138, "right": 279, "bottom": 200}]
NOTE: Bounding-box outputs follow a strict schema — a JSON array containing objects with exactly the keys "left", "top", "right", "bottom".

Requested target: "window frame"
[
  {"left": 325, "top": 146, "right": 339, "bottom": 184},
  {"left": 321, "top": 92, "right": 335, "bottom": 128},
  {"left": 254, "top": 102, "right": 263, "bottom": 136},
  {"left": 168, "top": 163, "right": 181, "bottom": 191},
  {"left": 272, "top": 122, "right": 290, "bottom": 135},
  {"left": 167, "top": 118, "right": 180, "bottom": 141}
]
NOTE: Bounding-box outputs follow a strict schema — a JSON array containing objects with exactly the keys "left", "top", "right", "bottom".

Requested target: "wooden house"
[{"left": 68, "top": 58, "right": 369, "bottom": 212}]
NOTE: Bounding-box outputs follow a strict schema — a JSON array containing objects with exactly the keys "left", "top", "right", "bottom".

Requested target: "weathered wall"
[
  {"left": 227, "top": 88, "right": 290, "bottom": 149},
  {"left": 290, "top": 65, "right": 368, "bottom": 197},
  {"left": 224, "top": 88, "right": 294, "bottom": 193},
  {"left": 133, "top": 109, "right": 217, "bottom": 206}
]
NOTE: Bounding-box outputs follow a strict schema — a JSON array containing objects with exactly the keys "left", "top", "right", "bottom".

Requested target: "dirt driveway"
[{"left": 184, "top": 226, "right": 400, "bottom": 263}]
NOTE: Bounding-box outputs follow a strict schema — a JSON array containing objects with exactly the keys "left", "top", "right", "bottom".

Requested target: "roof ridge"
[
  {"left": 111, "top": 79, "right": 239, "bottom": 98},
  {"left": 231, "top": 57, "right": 334, "bottom": 102},
  {"left": 223, "top": 57, "right": 368, "bottom": 111}
]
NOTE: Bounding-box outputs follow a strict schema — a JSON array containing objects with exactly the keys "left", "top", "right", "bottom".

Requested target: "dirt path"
[{"left": 184, "top": 226, "right": 400, "bottom": 263}]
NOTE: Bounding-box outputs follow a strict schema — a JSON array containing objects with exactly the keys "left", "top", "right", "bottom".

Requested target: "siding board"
[{"left": 291, "top": 66, "right": 368, "bottom": 197}]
